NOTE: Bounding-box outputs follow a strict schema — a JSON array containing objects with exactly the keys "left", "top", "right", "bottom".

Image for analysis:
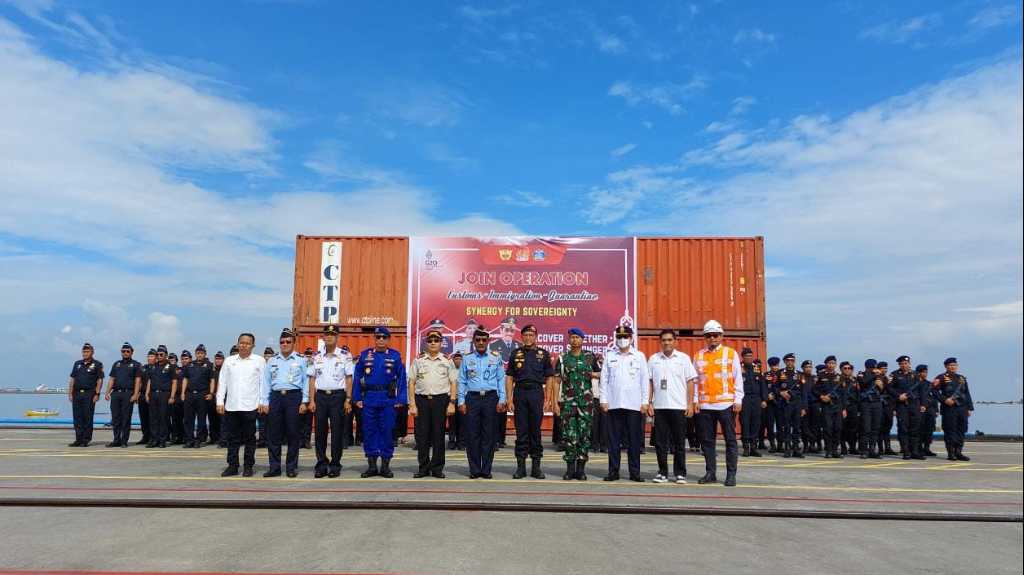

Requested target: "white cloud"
[
  {"left": 968, "top": 4, "right": 1021, "bottom": 31},
  {"left": 60, "top": 325, "right": 72, "bottom": 334},
  {"left": 499, "top": 190, "right": 552, "bottom": 208},
  {"left": 0, "top": 13, "right": 521, "bottom": 377},
  {"left": 730, "top": 95, "right": 756, "bottom": 116},
  {"left": 423, "top": 142, "right": 479, "bottom": 172},
  {"left": 704, "top": 121, "right": 735, "bottom": 133},
  {"left": 860, "top": 13, "right": 941, "bottom": 45},
  {"left": 608, "top": 58, "right": 1022, "bottom": 394},
  {"left": 608, "top": 77, "right": 706, "bottom": 116},
  {"left": 584, "top": 165, "right": 697, "bottom": 225},
  {"left": 733, "top": 28, "right": 776, "bottom": 45},
  {"left": 456, "top": 4, "right": 519, "bottom": 22},
  {"left": 367, "top": 81, "right": 470, "bottom": 128},
  {"left": 594, "top": 29, "right": 626, "bottom": 54},
  {"left": 610, "top": 143, "right": 637, "bottom": 157}
]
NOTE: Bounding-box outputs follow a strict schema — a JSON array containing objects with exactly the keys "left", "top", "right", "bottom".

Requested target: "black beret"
[
  {"left": 263, "top": 346, "right": 274, "bottom": 354},
  {"left": 877, "top": 361, "right": 888, "bottom": 368},
  {"left": 82, "top": 342, "right": 94, "bottom": 350},
  {"left": 840, "top": 361, "right": 853, "bottom": 369},
  {"left": 896, "top": 355, "right": 910, "bottom": 363},
  {"left": 195, "top": 344, "right": 206, "bottom": 352},
  {"left": 916, "top": 364, "right": 928, "bottom": 372},
  {"left": 864, "top": 359, "right": 877, "bottom": 369},
  {"left": 157, "top": 345, "right": 168, "bottom": 353},
  {"left": 783, "top": 353, "right": 796, "bottom": 361},
  {"left": 752, "top": 358, "right": 762, "bottom": 365},
  {"left": 944, "top": 357, "right": 957, "bottom": 365},
  {"left": 147, "top": 348, "right": 157, "bottom": 356},
  {"left": 180, "top": 350, "right": 192, "bottom": 359},
  {"left": 214, "top": 351, "right": 225, "bottom": 358},
  {"left": 741, "top": 347, "right": 753, "bottom": 355},
  {"left": 521, "top": 324, "right": 537, "bottom": 334},
  {"left": 121, "top": 342, "right": 133, "bottom": 351},
  {"left": 801, "top": 360, "right": 813, "bottom": 368},
  {"left": 824, "top": 355, "right": 837, "bottom": 363},
  {"left": 767, "top": 356, "right": 780, "bottom": 366},
  {"left": 168, "top": 353, "right": 177, "bottom": 360}
]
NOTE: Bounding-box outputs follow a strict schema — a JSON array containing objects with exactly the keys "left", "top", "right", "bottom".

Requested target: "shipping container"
[
  {"left": 636, "top": 335, "right": 767, "bottom": 362},
  {"left": 295, "top": 330, "right": 409, "bottom": 359},
  {"left": 292, "top": 236, "right": 409, "bottom": 330},
  {"left": 637, "top": 237, "right": 765, "bottom": 336}
]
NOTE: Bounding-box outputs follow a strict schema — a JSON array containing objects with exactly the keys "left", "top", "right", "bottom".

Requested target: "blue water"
[{"left": 1, "top": 393, "right": 1021, "bottom": 435}]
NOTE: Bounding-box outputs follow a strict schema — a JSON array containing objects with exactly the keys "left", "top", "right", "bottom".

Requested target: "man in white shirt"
[
  {"left": 599, "top": 325, "right": 650, "bottom": 482},
  {"left": 693, "top": 320, "right": 744, "bottom": 487},
  {"left": 215, "top": 332, "right": 266, "bottom": 477},
  {"left": 647, "top": 329, "right": 698, "bottom": 484},
  {"left": 307, "top": 324, "right": 353, "bottom": 478}
]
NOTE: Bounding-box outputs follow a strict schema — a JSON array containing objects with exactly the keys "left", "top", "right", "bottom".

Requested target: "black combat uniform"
[
  {"left": 506, "top": 328, "right": 554, "bottom": 479},
  {"left": 937, "top": 359, "right": 973, "bottom": 461},
  {"left": 814, "top": 369, "right": 844, "bottom": 458},
  {"left": 147, "top": 355, "right": 177, "bottom": 448},
  {"left": 107, "top": 348, "right": 142, "bottom": 447},
  {"left": 182, "top": 351, "right": 215, "bottom": 447},
  {"left": 888, "top": 361, "right": 923, "bottom": 459},
  {"left": 740, "top": 358, "right": 767, "bottom": 456},
  {"left": 858, "top": 365, "right": 884, "bottom": 458}
]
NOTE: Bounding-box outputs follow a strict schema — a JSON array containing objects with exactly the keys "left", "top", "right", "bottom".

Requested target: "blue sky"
[{"left": 1, "top": 1, "right": 1021, "bottom": 400}]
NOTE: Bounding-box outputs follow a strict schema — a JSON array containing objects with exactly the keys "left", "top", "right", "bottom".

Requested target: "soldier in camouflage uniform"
[{"left": 554, "top": 328, "right": 599, "bottom": 481}]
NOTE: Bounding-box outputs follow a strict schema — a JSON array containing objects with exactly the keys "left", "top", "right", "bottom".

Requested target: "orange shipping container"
[
  {"left": 295, "top": 330, "right": 409, "bottom": 359},
  {"left": 637, "top": 237, "right": 765, "bottom": 335},
  {"left": 292, "top": 236, "right": 409, "bottom": 330},
  {"left": 636, "top": 335, "right": 767, "bottom": 362}
]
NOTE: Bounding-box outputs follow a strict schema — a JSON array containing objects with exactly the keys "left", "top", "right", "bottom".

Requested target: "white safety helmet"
[{"left": 702, "top": 319, "right": 724, "bottom": 335}]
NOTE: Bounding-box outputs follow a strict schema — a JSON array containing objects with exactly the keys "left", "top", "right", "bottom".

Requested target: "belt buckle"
[
  {"left": 323, "top": 389, "right": 333, "bottom": 395},
  {"left": 279, "top": 390, "right": 287, "bottom": 396}
]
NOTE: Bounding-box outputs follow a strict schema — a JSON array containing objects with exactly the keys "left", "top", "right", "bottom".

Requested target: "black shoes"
[
  {"left": 530, "top": 458, "right": 545, "bottom": 479},
  {"left": 724, "top": 473, "right": 737, "bottom": 487},
  {"left": 697, "top": 473, "right": 717, "bottom": 485},
  {"left": 68, "top": 441, "right": 81, "bottom": 447},
  {"left": 221, "top": 466, "right": 239, "bottom": 477},
  {"left": 575, "top": 460, "right": 587, "bottom": 481},
  {"left": 314, "top": 469, "right": 328, "bottom": 479},
  {"left": 242, "top": 466, "right": 254, "bottom": 477},
  {"left": 361, "top": 457, "right": 379, "bottom": 478},
  {"left": 563, "top": 461, "right": 576, "bottom": 481},
  {"left": 379, "top": 459, "right": 394, "bottom": 478},
  {"left": 286, "top": 470, "right": 297, "bottom": 478},
  {"left": 263, "top": 469, "right": 281, "bottom": 478},
  {"left": 629, "top": 475, "right": 644, "bottom": 482},
  {"left": 413, "top": 470, "right": 429, "bottom": 478},
  {"left": 603, "top": 472, "right": 619, "bottom": 482},
  {"left": 512, "top": 458, "right": 528, "bottom": 479},
  {"left": 105, "top": 441, "right": 119, "bottom": 448},
  {"left": 431, "top": 470, "right": 446, "bottom": 479}
]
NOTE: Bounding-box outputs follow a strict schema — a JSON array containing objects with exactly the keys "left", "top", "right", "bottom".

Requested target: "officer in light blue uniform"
[
  {"left": 353, "top": 326, "right": 407, "bottom": 478},
  {"left": 458, "top": 327, "right": 507, "bottom": 479},
  {"left": 260, "top": 329, "right": 309, "bottom": 478}
]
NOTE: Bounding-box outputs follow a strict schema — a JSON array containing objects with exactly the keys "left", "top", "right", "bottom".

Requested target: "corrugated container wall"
[
  {"left": 295, "top": 331, "right": 409, "bottom": 359},
  {"left": 637, "top": 237, "right": 765, "bottom": 336},
  {"left": 636, "top": 336, "right": 767, "bottom": 362},
  {"left": 293, "top": 236, "right": 409, "bottom": 330}
]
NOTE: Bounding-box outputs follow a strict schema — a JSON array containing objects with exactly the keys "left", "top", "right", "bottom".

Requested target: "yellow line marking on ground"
[{"left": 0, "top": 474, "right": 1020, "bottom": 495}]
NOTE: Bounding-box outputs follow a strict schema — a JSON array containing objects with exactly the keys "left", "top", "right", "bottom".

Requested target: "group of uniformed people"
[{"left": 66, "top": 318, "right": 975, "bottom": 484}]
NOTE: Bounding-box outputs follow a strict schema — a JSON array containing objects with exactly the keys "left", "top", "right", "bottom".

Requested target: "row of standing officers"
[{"left": 67, "top": 321, "right": 974, "bottom": 483}]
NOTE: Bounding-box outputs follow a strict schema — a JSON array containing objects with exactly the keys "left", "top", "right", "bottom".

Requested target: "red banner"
[{"left": 408, "top": 237, "right": 636, "bottom": 359}]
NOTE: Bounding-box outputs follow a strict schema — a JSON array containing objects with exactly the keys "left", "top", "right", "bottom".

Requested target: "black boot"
[
  {"left": 741, "top": 442, "right": 750, "bottom": 457},
  {"left": 379, "top": 458, "right": 394, "bottom": 478},
  {"left": 530, "top": 458, "right": 545, "bottom": 479},
  {"left": 783, "top": 441, "right": 792, "bottom": 458},
  {"left": 750, "top": 444, "right": 762, "bottom": 457},
  {"left": 954, "top": 447, "right": 970, "bottom": 461},
  {"left": 360, "top": 457, "right": 378, "bottom": 478},
  {"left": 793, "top": 444, "right": 805, "bottom": 458},
  {"left": 562, "top": 460, "right": 576, "bottom": 481},
  {"left": 575, "top": 459, "right": 587, "bottom": 481},
  {"left": 768, "top": 439, "right": 777, "bottom": 453},
  {"left": 757, "top": 439, "right": 767, "bottom": 450},
  {"left": 697, "top": 472, "right": 717, "bottom": 484},
  {"left": 513, "top": 457, "right": 527, "bottom": 479},
  {"left": 724, "top": 472, "right": 736, "bottom": 487}
]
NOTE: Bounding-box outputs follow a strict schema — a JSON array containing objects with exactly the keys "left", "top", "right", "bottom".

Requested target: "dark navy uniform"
[
  {"left": 763, "top": 361, "right": 781, "bottom": 452},
  {"left": 937, "top": 359, "right": 973, "bottom": 461},
  {"left": 740, "top": 359, "right": 767, "bottom": 454},
  {"left": 814, "top": 369, "right": 844, "bottom": 457},
  {"left": 776, "top": 368, "right": 806, "bottom": 457},
  {"left": 146, "top": 357, "right": 177, "bottom": 447},
  {"left": 182, "top": 355, "right": 215, "bottom": 446},
  {"left": 69, "top": 351, "right": 104, "bottom": 446},
  {"left": 209, "top": 354, "right": 224, "bottom": 445},
  {"left": 137, "top": 350, "right": 156, "bottom": 444},
  {"left": 839, "top": 368, "right": 860, "bottom": 454},
  {"left": 506, "top": 331, "right": 554, "bottom": 478},
  {"left": 107, "top": 353, "right": 142, "bottom": 446},
  {"left": 877, "top": 363, "right": 896, "bottom": 455},
  {"left": 801, "top": 364, "right": 819, "bottom": 453},
  {"left": 858, "top": 365, "right": 884, "bottom": 458},
  {"left": 888, "top": 363, "right": 923, "bottom": 459},
  {"left": 917, "top": 367, "right": 939, "bottom": 456},
  {"left": 171, "top": 360, "right": 186, "bottom": 444}
]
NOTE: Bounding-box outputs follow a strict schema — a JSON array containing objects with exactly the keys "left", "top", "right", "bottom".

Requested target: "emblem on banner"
[
  {"left": 498, "top": 249, "right": 513, "bottom": 261},
  {"left": 532, "top": 249, "right": 545, "bottom": 261},
  {"left": 515, "top": 248, "right": 529, "bottom": 262}
]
